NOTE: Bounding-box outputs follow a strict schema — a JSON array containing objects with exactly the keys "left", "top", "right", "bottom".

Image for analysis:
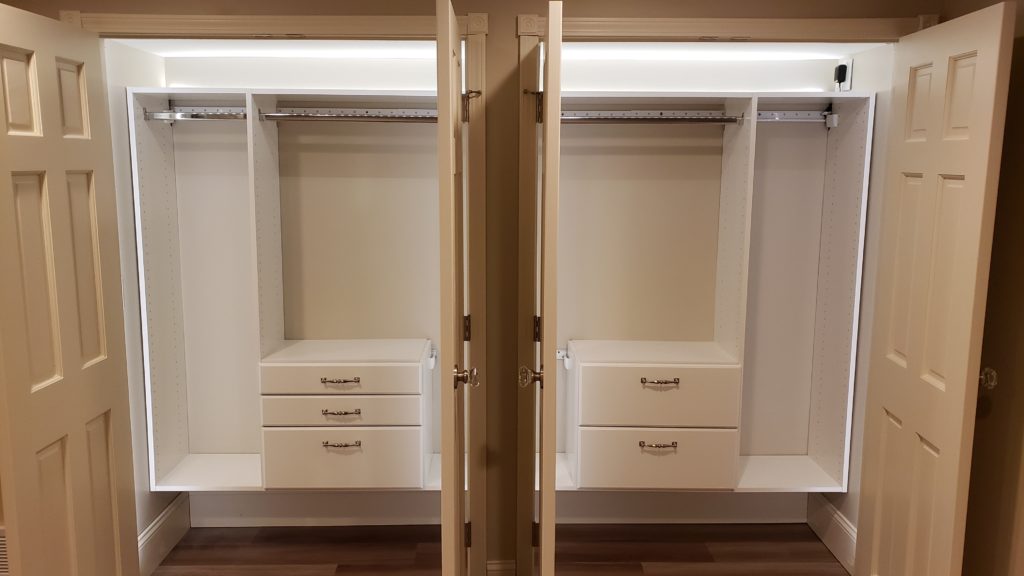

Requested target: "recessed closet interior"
[
  {"left": 541, "top": 42, "right": 887, "bottom": 508},
  {"left": 112, "top": 39, "right": 454, "bottom": 514}
]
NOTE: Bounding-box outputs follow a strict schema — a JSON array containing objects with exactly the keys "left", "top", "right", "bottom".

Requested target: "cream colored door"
[
  {"left": 437, "top": 0, "right": 470, "bottom": 574},
  {"left": 856, "top": 3, "right": 1014, "bottom": 575},
  {"left": 537, "top": 3, "right": 562, "bottom": 575},
  {"left": 0, "top": 4, "right": 140, "bottom": 576}
]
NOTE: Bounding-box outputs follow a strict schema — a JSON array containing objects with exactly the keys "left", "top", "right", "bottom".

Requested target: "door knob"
[
  {"left": 518, "top": 366, "right": 543, "bottom": 388},
  {"left": 454, "top": 366, "right": 479, "bottom": 389},
  {"left": 980, "top": 367, "right": 998, "bottom": 391}
]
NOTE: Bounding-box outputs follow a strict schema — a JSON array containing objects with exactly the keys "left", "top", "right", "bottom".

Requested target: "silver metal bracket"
[{"left": 556, "top": 349, "right": 573, "bottom": 371}]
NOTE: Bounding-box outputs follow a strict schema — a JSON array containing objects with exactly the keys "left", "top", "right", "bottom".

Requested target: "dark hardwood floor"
[{"left": 156, "top": 524, "right": 847, "bottom": 575}]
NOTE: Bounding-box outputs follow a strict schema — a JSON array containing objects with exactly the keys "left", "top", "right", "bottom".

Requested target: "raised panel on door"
[
  {"left": 437, "top": 0, "right": 469, "bottom": 574},
  {"left": 0, "top": 4, "right": 139, "bottom": 576},
  {"left": 855, "top": 4, "right": 1014, "bottom": 575},
  {"left": 538, "top": 3, "right": 563, "bottom": 576}
]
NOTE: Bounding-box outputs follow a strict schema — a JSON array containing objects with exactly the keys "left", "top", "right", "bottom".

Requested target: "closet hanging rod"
[
  {"left": 756, "top": 111, "right": 833, "bottom": 124},
  {"left": 145, "top": 109, "right": 247, "bottom": 122},
  {"left": 260, "top": 108, "right": 438, "bottom": 123},
  {"left": 560, "top": 110, "right": 742, "bottom": 124}
]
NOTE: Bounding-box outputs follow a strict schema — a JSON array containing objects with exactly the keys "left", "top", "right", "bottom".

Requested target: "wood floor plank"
[
  {"left": 162, "top": 543, "right": 418, "bottom": 566},
  {"left": 642, "top": 562, "right": 849, "bottom": 575},
  {"left": 705, "top": 541, "right": 837, "bottom": 563},
  {"left": 557, "top": 542, "right": 715, "bottom": 563},
  {"left": 154, "top": 565, "right": 339, "bottom": 576}
]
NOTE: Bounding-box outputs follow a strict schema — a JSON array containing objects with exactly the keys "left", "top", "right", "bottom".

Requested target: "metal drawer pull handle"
[
  {"left": 639, "top": 441, "right": 678, "bottom": 449},
  {"left": 322, "top": 440, "right": 362, "bottom": 449},
  {"left": 321, "top": 408, "right": 362, "bottom": 417},
  {"left": 640, "top": 378, "right": 680, "bottom": 386},
  {"left": 321, "top": 377, "right": 360, "bottom": 385}
]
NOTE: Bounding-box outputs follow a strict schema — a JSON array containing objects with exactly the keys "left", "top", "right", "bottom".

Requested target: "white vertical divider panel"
[
  {"left": 715, "top": 97, "right": 757, "bottom": 360},
  {"left": 127, "top": 92, "right": 189, "bottom": 484},
  {"left": 539, "top": 3, "right": 563, "bottom": 575},
  {"left": 808, "top": 96, "right": 874, "bottom": 487},
  {"left": 248, "top": 94, "right": 284, "bottom": 359}
]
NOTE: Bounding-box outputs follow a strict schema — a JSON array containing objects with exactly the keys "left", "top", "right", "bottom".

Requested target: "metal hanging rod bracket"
[
  {"left": 145, "top": 106, "right": 247, "bottom": 122},
  {"left": 560, "top": 110, "right": 743, "bottom": 124},
  {"left": 756, "top": 110, "right": 839, "bottom": 127},
  {"left": 260, "top": 107, "right": 438, "bottom": 123}
]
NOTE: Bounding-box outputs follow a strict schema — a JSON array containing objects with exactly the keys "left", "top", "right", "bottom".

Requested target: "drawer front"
[
  {"left": 260, "top": 364, "right": 421, "bottom": 395},
  {"left": 262, "top": 396, "right": 421, "bottom": 427},
  {"left": 577, "top": 427, "right": 737, "bottom": 489},
  {"left": 579, "top": 365, "right": 740, "bottom": 427},
  {"left": 263, "top": 427, "right": 422, "bottom": 489}
]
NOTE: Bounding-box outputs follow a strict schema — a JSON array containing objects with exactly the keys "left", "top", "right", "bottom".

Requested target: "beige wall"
[{"left": 27, "top": 0, "right": 1024, "bottom": 568}]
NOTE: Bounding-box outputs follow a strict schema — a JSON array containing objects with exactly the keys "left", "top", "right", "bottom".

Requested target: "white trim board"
[
  {"left": 807, "top": 493, "right": 856, "bottom": 574},
  {"left": 138, "top": 493, "right": 190, "bottom": 576}
]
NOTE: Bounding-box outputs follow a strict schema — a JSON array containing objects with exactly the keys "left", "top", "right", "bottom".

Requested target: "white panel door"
[
  {"left": 0, "top": 4, "right": 140, "bottom": 576},
  {"left": 538, "top": 3, "right": 563, "bottom": 576},
  {"left": 856, "top": 3, "right": 1014, "bottom": 575},
  {"left": 437, "top": 1, "right": 470, "bottom": 574}
]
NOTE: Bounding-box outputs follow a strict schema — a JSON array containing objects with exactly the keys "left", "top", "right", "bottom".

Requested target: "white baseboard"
[
  {"left": 487, "top": 560, "right": 516, "bottom": 576},
  {"left": 807, "top": 493, "right": 856, "bottom": 574},
  {"left": 138, "top": 493, "right": 190, "bottom": 576}
]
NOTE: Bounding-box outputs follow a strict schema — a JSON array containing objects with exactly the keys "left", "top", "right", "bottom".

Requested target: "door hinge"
[
  {"left": 462, "top": 89, "right": 481, "bottom": 123},
  {"left": 463, "top": 315, "right": 472, "bottom": 342},
  {"left": 532, "top": 521, "right": 540, "bottom": 547},
  {"left": 465, "top": 522, "right": 472, "bottom": 547},
  {"left": 536, "top": 91, "right": 544, "bottom": 123},
  {"left": 533, "top": 316, "right": 542, "bottom": 342}
]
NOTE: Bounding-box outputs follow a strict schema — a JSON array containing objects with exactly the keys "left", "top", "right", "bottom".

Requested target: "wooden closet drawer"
[
  {"left": 260, "top": 364, "right": 421, "bottom": 395},
  {"left": 262, "top": 396, "right": 421, "bottom": 427},
  {"left": 579, "top": 365, "right": 740, "bottom": 427},
  {"left": 577, "top": 427, "right": 737, "bottom": 490},
  {"left": 263, "top": 427, "right": 423, "bottom": 489}
]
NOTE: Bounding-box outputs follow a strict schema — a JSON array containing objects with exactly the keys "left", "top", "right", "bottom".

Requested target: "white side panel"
[
  {"left": 249, "top": 93, "right": 284, "bottom": 358},
  {"left": 129, "top": 92, "right": 189, "bottom": 483}
]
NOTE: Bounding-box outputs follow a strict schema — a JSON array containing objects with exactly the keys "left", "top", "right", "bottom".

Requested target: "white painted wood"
[
  {"left": 263, "top": 427, "right": 423, "bottom": 489},
  {"left": 577, "top": 364, "right": 741, "bottom": 427},
  {"left": 0, "top": 6, "right": 140, "bottom": 575},
  {"left": 260, "top": 340, "right": 428, "bottom": 395},
  {"left": 263, "top": 338, "right": 432, "bottom": 363},
  {"left": 808, "top": 95, "right": 875, "bottom": 489},
  {"left": 137, "top": 493, "right": 189, "bottom": 576},
  {"left": 436, "top": 1, "right": 468, "bottom": 573},
  {"left": 808, "top": 493, "right": 857, "bottom": 573},
  {"left": 555, "top": 491, "right": 808, "bottom": 524},
  {"left": 737, "top": 456, "right": 843, "bottom": 493},
  {"left": 539, "top": 3, "right": 563, "bottom": 575},
  {"left": 577, "top": 427, "right": 738, "bottom": 490},
  {"left": 855, "top": 4, "right": 1014, "bottom": 575},
  {"left": 156, "top": 454, "right": 262, "bottom": 492},
  {"left": 261, "top": 396, "right": 422, "bottom": 426}
]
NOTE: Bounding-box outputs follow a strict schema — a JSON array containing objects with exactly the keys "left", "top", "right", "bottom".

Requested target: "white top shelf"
[
  {"left": 262, "top": 339, "right": 431, "bottom": 364},
  {"left": 568, "top": 340, "right": 739, "bottom": 365}
]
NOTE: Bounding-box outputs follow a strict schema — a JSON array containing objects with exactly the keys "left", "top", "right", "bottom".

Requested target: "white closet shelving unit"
[
  {"left": 129, "top": 82, "right": 445, "bottom": 493},
  {"left": 547, "top": 46, "right": 876, "bottom": 495}
]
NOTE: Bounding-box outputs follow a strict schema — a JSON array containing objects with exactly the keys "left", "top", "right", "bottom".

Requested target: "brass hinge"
[
  {"left": 465, "top": 522, "right": 472, "bottom": 547},
  {"left": 464, "top": 315, "right": 472, "bottom": 342},
  {"left": 536, "top": 91, "right": 544, "bottom": 124},
  {"left": 533, "top": 316, "right": 542, "bottom": 343}
]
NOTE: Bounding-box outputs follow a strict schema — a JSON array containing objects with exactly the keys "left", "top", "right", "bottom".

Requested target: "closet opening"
[{"left": 534, "top": 39, "right": 890, "bottom": 574}]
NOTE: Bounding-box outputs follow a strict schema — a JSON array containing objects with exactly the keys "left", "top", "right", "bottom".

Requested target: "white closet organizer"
[
  {"left": 130, "top": 88, "right": 443, "bottom": 492},
  {"left": 555, "top": 91, "right": 872, "bottom": 493}
]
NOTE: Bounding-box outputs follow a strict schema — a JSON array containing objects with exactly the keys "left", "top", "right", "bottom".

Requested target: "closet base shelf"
[
  {"left": 737, "top": 455, "right": 844, "bottom": 492},
  {"left": 154, "top": 454, "right": 263, "bottom": 492}
]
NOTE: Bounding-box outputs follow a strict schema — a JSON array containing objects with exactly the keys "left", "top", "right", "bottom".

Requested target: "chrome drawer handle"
[
  {"left": 321, "top": 408, "right": 361, "bottom": 417},
  {"left": 639, "top": 441, "right": 678, "bottom": 449},
  {"left": 640, "top": 377, "right": 680, "bottom": 387},
  {"left": 321, "top": 377, "right": 360, "bottom": 385},
  {"left": 322, "top": 440, "right": 362, "bottom": 449}
]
